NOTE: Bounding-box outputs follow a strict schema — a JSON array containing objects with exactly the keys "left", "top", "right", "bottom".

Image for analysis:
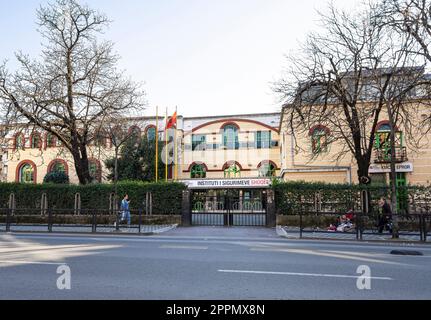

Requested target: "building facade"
[
  {"left": 3, "top": 109, "right": 431, "bottom": 187},
  {"left": 279, "top": 103, "right": 431, "bottom": 186},
  {"left": 3, "top": 113, "right": 281, "bottom": 185}
]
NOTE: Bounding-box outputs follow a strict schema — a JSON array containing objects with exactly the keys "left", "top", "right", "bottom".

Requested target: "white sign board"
[
  {"left": 369, "top": 162, "right": 413, "bottom": 174},
  {"left": 181, "top": 178, "right": 272, "bottom": 189}
]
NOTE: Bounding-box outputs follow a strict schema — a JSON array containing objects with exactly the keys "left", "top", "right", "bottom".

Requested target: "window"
[
  {"left": 224, "top": 162, "right": 241, "bottom": 178},
  {"left": 192, "top": 134, "right": 206, "bottom": 151},
  {"left": 129, "top": 126, "right": 141, "bottom": 138},
  {"left": 48, "top": 160, "right": 67, "bottom": 174},
  {"left": 258, "top": 161, "right": 276, "bottom": 177},
  {"left": 18, "top": 162, "right": 35, "bottom": 184},
  {"left": 255, "top": 131, "right": 271, "bottom": 149},
  {"left": 15, "top": 134, "right": 25, "bottom": 150},
  {"left": 310, "top": 127, "right": 328, "bottom": 154},
  {"left": 190, "top": 163, "right": 206, "bottom": 179},
  {"left": 223, "top": 125, "right": 239, "bottom": 150},
  {"left": 146, "top": 127, "right": 156, "bottom": 141},
  {"left": 31, "top": 133, "right": 42, "bottom": 149},
  {"left": 94, "top": 131, "right": 107, "bottom": 148},
  {"left": 374, "top": 122, "right": 405, "bottom": 162},
  {"left": 46, "top": 133, "right": 57, "bottom": 148},
  {"left": 89, "top": 159, "right": 102, "bottom": 183}
]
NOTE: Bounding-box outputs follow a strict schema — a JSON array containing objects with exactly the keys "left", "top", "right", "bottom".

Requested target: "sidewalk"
[
  {"left": 278, "top": 226, "right": 430, "bottom": 242},
  {"left": 0, "top": 223, "right": 177, "bottom": 235}
]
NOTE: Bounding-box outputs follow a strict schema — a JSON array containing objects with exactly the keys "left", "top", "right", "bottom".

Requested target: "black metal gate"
[{"left": 191, "top": 193, "right": 267, "bottom": 226}]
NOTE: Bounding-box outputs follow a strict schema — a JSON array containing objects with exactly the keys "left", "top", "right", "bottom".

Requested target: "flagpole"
[
  {"left": 165, "top": 107, "right": 168, "bottom": 182},
  {"left": 174, "top": 106, "right": 178, "bottom": 181},
  {"left": 155, "top": 106, "right": 159, "bottom": 182}
]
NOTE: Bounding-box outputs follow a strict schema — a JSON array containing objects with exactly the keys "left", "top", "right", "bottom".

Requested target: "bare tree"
[
  {"left": 0, "top": 0, "right": 144, "bottom": 184},
  {"left": 381, "top": 0, "right": 431, "bottom": 62},
  {"left": 275, "top": 3, "right": 426, "bottom": 184}
]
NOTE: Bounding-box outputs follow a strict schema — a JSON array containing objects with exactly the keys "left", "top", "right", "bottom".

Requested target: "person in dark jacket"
[{"left": 378, "top": 197, "right": 393, "bottom": 234}]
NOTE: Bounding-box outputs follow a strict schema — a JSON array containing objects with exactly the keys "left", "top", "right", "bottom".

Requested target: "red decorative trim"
[
  {"left": 186, "top": 119, "right": 280, "bottom": 136},
  {"left": 376, "top": 120, "right": 398, "bottom": 131},
  {"left": 222, "top": 161, "right": 243, "bottom": 171},
  {"left": 220, "top": 122, "right": 240, "bottom": 130},
  {"left": 257, "top": 160, "right": 279, "bottom": 170},
  {"left": 186, "top": 162, "right": 209, "bottom": 172},
  {"left": 145, "top": 125, "right": 157, "bottom": 136},
  {"left": 309, "top": 125, "right": 331, "bottom": 136},
  {"left": 128, "top": 125, "right": 142, "bottom": 136},
  {"left": 47, "top": 159, "right": 69, "bottom": 175},
  {"left": 15, "top": 160, "right": 37, "bottom": 184}
]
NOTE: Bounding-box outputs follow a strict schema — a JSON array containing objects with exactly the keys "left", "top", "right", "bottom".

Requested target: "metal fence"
[
  {"left": 191, "top": 196, "right": 267, "bottom": 226},
  {"left": 0, "top": 208, "right": 173, "bottom": 234},
  {"left": 281, "top": 211, "right": 430, "bottom": 242}
]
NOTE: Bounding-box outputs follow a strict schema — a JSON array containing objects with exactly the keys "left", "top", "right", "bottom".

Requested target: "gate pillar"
[
  {"left": 266, "top": 189, "right": 276, "bottom": 228},
  {"left": 181, "top": 190, "right": 192, "bottom": 226}
]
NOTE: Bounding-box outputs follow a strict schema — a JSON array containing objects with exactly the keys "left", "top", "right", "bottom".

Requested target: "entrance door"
[{"left": 191, "top": 189, "right": 267, "bottom": 226}]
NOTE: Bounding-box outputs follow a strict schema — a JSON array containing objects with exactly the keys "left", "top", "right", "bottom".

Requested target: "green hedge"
[
  {"left": 0, "top": 181, "right": 187, "bottom": 215},
  {"left": 273, "top": 180, "right": 430, "bottom": 215}
]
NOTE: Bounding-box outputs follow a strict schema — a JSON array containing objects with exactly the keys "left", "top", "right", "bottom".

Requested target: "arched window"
[
  {"left": 31, "top": 133, "right": 42, "bottom": 149},
  {"left": 223, "top": 161, "right": 241, "bottom": 178},
  {"left": 46, "top": 133, "right": 57, "bottom": 148},
  {"left": 190, "top": 163, "right": 207, "bottom": 179},
  {"left": 258, "top": 161, "right": 276, "bottom": 177},
  {"left": 15, "top": 134, "right": 25, "bottom": 150},
  {"left": 310, "top": 126, "right": 329, "bottom": 154},
  {"left": 223, "top": 124, "right": 239, "bottom": 150},
  {"left": 88, "top": 159, "right": 102, "bottom": 183},
  {"left": 48, "top": 159, "right": 68, "bottom": 175},
  {"left": 145, "top": 126, "right": 156, "bottom": 141},
  {"left": 374, "top": 121, "right": 404, "bottom": 162},
  {"left": 377, "top": 123, "right": 392, "bottom": 131},
  {"left": 129, "top": 126, "right": 141, "bottom": 139},
  {"left": 16, "top": 161, "right": 36, "bottom": 184}
]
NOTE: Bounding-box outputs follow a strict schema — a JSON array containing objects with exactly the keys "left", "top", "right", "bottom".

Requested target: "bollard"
[
  {"left": 138, "top": 208, "right": 142, "bottom": 234},
  {"left": 48, "top": 207, "right": 53, "bottom": 233}
]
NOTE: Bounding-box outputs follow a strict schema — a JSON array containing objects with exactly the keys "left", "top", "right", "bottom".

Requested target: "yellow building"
[
  {"left": 279, "top": 103, "right": 431, "bottom": 186},
  {"left": 4, "top": 113, "right": 281, "bottom": 186}
]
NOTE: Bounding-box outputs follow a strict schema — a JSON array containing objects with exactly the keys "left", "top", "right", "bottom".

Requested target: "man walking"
[{"left": 116, "top": 194, "right": 131, "bottom": 228}]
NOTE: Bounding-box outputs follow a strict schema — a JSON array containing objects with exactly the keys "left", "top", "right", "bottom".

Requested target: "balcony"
[{"left": 374, "top": 146, "right": 408, "bottom": 163}]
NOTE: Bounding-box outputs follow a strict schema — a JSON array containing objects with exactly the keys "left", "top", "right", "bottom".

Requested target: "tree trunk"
[
  {"left": 114, "top": 147, "right": 119, "bottom": 198},
  {"left": 387, "top": 103, "right": 399, "bottom": 239}
]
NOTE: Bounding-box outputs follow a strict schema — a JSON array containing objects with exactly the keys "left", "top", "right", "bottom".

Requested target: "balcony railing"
[{"left": 374, "top": 146, "right": 408, "bottom": 163}]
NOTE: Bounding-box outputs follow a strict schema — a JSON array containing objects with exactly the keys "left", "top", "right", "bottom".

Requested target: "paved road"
[{"left": 0, "top": 227, "right": 430, "bottom": 300}]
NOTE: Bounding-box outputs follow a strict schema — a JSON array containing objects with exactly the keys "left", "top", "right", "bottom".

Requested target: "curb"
[
  {"left": 0, "top": 224, "right": 178, "bottom": 237},
  {"left": 276, "top": 226, "right": 431, "bottom": 245}
]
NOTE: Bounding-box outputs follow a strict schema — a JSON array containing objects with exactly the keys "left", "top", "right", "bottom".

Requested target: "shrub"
[
  {"left": 0, "top": 181, "right": 187, "bottom": 214},
  {"left": 43, "top": 172, "right": 70, "bottom": 184},
  {"left": 273, "top": 181, "right": 429, "bottom": 215}
]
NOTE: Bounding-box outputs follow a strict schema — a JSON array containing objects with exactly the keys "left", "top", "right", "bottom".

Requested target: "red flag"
[{"left": 166, "top": 112, "right": 177, "bottom": 129}]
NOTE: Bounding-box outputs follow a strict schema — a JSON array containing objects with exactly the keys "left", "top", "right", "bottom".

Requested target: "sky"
[{"left": 0, "top": 0, "right": 360, "bottom": 117}]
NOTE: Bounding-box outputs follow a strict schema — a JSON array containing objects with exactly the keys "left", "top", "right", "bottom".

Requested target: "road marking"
[
  {"left": 160, "top": 245, "right": 208, "bottom": 250},
  {"left": 249, "top": 248, "right": 405, "bottom": 265},
  {"left": 218, "top": 269, "right": 393, "bottom": 280},
  {"left": 0, "top": 260, "right": 66, "bottom": 266}
]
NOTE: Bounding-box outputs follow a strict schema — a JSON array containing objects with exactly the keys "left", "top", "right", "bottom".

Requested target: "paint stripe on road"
[
  {"left": 218, "top": 269, "right": 393, "bottom": 280},
  {"left": 160, "top": 245, "right": 208, "bottom": 250},
  {"left": 0, "top": 260, "right": 66, "bottom": 266}
]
